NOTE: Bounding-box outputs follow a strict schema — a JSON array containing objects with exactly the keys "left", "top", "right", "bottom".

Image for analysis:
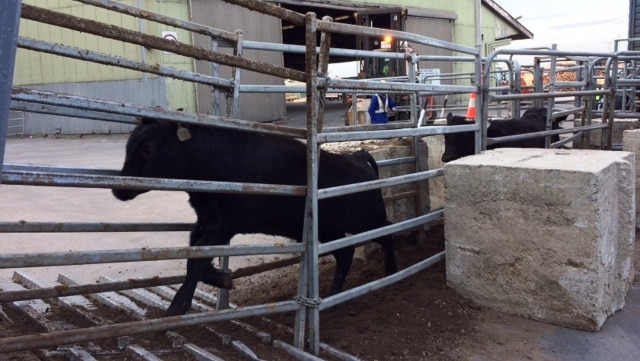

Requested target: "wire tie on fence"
[{"left": 293, "top": 295, "right": 322, "bottom": 308}]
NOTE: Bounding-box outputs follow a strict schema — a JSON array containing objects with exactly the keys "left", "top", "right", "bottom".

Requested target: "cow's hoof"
[
  {"left": 218, "top": 272, "right": 233, "bottom": 289},
  {"left": 201, "top": 270, "right": 233, "bottom": 289},
  {"left": 165, "top": 297, "right": 191, "bottom": 317}
]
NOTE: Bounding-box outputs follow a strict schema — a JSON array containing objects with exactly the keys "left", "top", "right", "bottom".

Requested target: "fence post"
[{"left": 0, "top": 0, "right": 22, "bottom": 186}]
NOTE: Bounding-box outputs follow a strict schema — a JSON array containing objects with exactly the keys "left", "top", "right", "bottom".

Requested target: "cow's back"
[{"left": 185, "top": 127, "right": 386, "bottom": 241}]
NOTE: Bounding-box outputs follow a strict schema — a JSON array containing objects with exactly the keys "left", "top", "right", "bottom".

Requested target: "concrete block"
[
  {"left": 588, "top": 119, "right": 640, "bottom": 148},
  {"left": 322, "top": 139, "right": 429, "bottom": 224},
  {"left": 369, "top": 140, "right": 429, "bottom": 222},
  {"left": 445, "top": 148, "right": 635, "bottom": 331},
  {"left": 623, "top": 129, "right": 640, "bottom": 226},
  {"left": 424, "top": 119, "right": 446, "bottom": 211}
]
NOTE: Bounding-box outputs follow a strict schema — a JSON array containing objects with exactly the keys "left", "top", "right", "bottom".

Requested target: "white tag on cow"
[{"left": 176, "top": 125, "right": 191, "bottom": 142}]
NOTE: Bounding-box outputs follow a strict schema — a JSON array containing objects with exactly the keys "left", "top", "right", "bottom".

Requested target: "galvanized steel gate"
[
  {"left": 0, "top": 0, "right": 484, "bottom": 357},
  {"left": 3, "top": 0, "right": 639, "bottom": 358}
]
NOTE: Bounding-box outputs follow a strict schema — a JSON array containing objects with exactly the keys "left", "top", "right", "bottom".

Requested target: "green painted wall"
[
  {"left": 14, "top": 0, "right": 196, "bottom": 112},
  {"left": 156, "top": 0, "right": 197, "bottom": 112}
]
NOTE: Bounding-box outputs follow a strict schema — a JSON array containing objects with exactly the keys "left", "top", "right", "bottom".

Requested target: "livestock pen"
[{"left": 0, "top": 0, "right": 483, "bottom": 358}]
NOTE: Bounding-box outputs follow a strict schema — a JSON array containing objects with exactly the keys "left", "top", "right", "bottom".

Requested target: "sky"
[{"left": 497, "top": 0, "right": 630, "bottom": 53}]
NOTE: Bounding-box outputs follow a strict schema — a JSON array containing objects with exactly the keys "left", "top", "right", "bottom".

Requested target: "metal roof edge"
[
  {"left": 404, "top": 7, "right": 457, "bottom": 21},
  {"left": 482, "top": 0, "right": 534, "bottom": 41}
]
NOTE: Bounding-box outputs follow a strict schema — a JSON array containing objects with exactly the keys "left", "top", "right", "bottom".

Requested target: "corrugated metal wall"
[
  {"left": 190, "top": 0, "right": 286, "bottom": 122},
  {"left": 13, "top": 0, "right": 196, "bottom": 135},
  {"left": 630, "top": 0, "right": 640, "bottom": 50},
  {"left": 405, "top": 12, "right": 453, "bottom": 106},
  {"left": 15, "top": 0, "right": 152, "bottom": 84}
]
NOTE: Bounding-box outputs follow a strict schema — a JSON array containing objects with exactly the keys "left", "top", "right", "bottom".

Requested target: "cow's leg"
[
  {"left": 166, "top": 225, "right": 233, "bottom": 317},
  {"left": 375, "top": 235, "right": 397, "bottom": 275},
  {"left": 329, "top": 246, "right": 355, "bottom": 295}
]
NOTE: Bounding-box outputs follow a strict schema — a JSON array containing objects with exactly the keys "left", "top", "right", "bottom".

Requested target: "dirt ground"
[
  {"left": 1, "top": 135, "right": 639, "bottom": 361},
  {"left": 231, "top": 223, "right": 478, "bottom": 361}
]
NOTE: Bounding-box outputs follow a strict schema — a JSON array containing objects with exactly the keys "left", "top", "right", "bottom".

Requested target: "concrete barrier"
[
  {"left": 624, "top": 129, "right": 640, "bottom": 227},
  {"left": 423, "top": 119, "right": 446, "bottom": 211},
  {"left": 588, "top": 118, "right": 640, "bottom": 148},
  {"left": 444, "top": 148, "right": 635, "bottom": 331},
  {"left": 322, "top": 139, "right": 429, "bottom": 223}
]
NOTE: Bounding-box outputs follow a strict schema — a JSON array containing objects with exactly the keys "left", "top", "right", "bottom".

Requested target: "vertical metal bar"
[
  {"left": 406, "top": 59, "right": 426, "bottom": 241},
  {"left": 0, "top": 0, "right": 22, "bottom": 185},
  {"left": 137, "top": 0, "right": 147, "bottom": 82},
  {"left": 316, "top": 16, "right": 332, "bottom": 132},
  {"left": 604, "top": 56, "right": 617, "bottom": 150},
  {"left": 474, "top": 0, "right": 484, "bottom": 154},
  {"left": 216, "top": 29, "right": 246, "bottom": 310},
  {"left": 230, "top": 30, "right": 243, "bottom": 118},
  {"left": 513, "top": 61, "right": 523, "bottom": 116},
  {"left": 216, "top": 256, "right": 230, "bottom": 310},
  {"left": 303, "top": 11, "right": 321, "bottom": 355},
  {"left": 210, "top": 38, "right": 221, "bottom": 116},
  {"left": 546, "top": 44, "right": 558, "bottom": 148}
]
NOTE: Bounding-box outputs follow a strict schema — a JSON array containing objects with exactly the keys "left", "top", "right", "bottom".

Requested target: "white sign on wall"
[
  {"left": 161, "top": 31, "right": 178, "bottom": 54},
  {"left": 162, "top": 31, "right": 178, "bottom": 42},
  {"left": 419, "top": 68, "right": 441, "bottom": 85}
]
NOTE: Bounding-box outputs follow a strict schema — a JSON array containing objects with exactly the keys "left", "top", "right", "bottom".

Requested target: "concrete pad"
[{"left": 444, "top": 148, "right": 636, "bottom": 331}]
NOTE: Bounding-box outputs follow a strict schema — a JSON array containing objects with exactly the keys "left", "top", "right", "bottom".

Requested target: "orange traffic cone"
[{"left": 466, "top": 93, "right": 477, "bottom": 120}]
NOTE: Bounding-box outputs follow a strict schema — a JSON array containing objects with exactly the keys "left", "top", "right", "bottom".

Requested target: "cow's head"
[
  {"left": 442, "top": 113, "right": 475, "bottom": 162},
  {"left": 112, "top": 118, "right": 190, "bottom": 201}
]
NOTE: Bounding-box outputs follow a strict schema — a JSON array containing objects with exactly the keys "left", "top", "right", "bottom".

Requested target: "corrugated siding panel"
[
  {"left": 631, "top": 0, "right": 640, "bottom": 50},
  {"left": 405, "top": 15, "right": 453, "bottom": 106},
  {"left": 191, "top": 0, "right": 285, "bottom": 122},
  {"left": 14, "top": 0, "right": 162, "bottom": 85}
]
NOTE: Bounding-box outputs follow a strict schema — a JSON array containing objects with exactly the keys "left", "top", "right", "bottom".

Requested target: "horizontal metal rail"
[
  {"left": 321, "top": 250, "right": 446, "bottom": 310},
  {"left": 316, "top": 19, "right": 478, "bottom": 56},
  {"left": 11, "top": 100, "right": 137, "bottom": 125},
  {"left": 487, "top": 123, "right": 609, "bottom": 146},
  {"left": 0, "top": 299, "right": 301, "bottom": 354},
  {"left": 318, "top": 169, "right": 443, "bottom": 200},
  {"left": 0, "top": 222, "right": 191, "bottom": 233},
  {"left": 0, "top": 243, "right": 304, "bottom": 269},
  {"left": 18, "top": 37, "right": 234, "bottom": 89},
  {"left": 319, "top": 210, "right": 445, "bottom": 256},
  {"left": 74, "top": 0, "right": 239, "bottom": 42},
  {"left": 492, "top": 89, "right": 613, "bottom": 101},
  {"left": 217, "top": 0, "right": 306, "bottom": 27},
  {"left": 20, "top": 4, "right": 306, "bottom": 82},
  {"left": 2, "top": 169, "right": 308, "bottom": 196},
  {"left": 0, "top": 274, "right": 185, "bottom": 303},
  {"left": 3, "top": 163, "right": 118, "bottom": 175},
  {"left": 318, "top": 123, "right": 480, "bottom": 143},
  {"left": 11, "top": 88, "right": 307, "bottom": 139}
]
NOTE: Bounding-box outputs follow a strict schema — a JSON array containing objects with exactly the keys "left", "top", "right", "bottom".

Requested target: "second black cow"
[
  {"left": 441, "top": 107, "right": 566, "bottom": 162},
  {"left": 112, "top": 118, "right": 397, "bottom": 316}
]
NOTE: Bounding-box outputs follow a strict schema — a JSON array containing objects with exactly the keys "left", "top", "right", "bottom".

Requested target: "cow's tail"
[{"left": 352, "top": 149, "right": 379, "bottom": 177}]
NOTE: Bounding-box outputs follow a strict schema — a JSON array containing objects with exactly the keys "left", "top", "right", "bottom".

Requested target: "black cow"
[
  {"left": 441, "top": 107, "right": 566, "bottom": 162},
  {"left": 112, "top": 118, "right": 397, "bottom": 316}
]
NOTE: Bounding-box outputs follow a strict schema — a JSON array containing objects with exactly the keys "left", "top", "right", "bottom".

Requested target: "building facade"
[{"left": 12, "top": 0, "right": 531, "bottom": 135}]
